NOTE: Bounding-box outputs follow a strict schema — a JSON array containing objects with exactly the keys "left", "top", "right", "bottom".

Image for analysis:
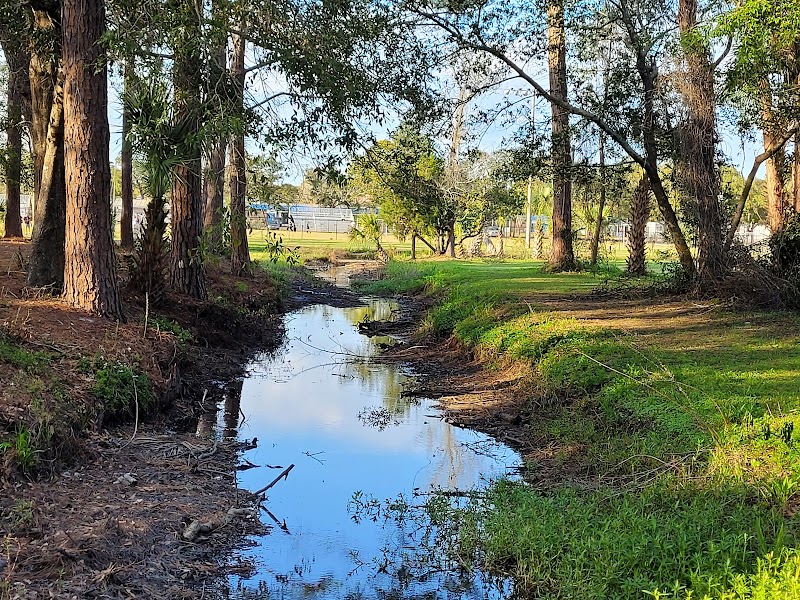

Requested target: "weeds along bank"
[
  {"left": 357, "top": 259, "right": 800, "bottom": 599},
  {"left": 0, "top": 240, "right": 296, "bottom": 596}
]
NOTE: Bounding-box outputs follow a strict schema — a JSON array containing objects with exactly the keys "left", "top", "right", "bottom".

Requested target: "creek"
[{"left": 220, "top": 296, "right": 521, "bottom": 599}]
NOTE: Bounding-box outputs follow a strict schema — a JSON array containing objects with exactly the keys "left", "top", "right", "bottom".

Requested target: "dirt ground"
[{"left": 0, "top": 239, "right": 343, "bottom": 599}]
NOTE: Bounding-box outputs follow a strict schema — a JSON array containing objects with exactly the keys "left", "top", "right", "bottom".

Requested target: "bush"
[{"left": 90, "top": 359, "right": 156, "bottom": 423}]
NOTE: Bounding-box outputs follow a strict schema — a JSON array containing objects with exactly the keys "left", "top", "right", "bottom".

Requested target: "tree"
[
  {"left": 168, "top": 0, "right": 205, "bottom": 299},
  {"left": 0, "top": 2, "right": 30, "bottom": 239},
  {"left": 410, "top": 0, "right": 698, "bottom": 279},
  {"left": 547, "top": 0, "right": 575, "bottom": 271},
  {"left": 627, "top": 175, "right": 650, "bottom": 275},
  {"left": 719, "top": 0, "right": 800, "bottom": 233},
  {"left": 229, "top": 23, "right": 249, "bottom": 275},
  {"left": 120, "top": 61, "right": 134, "bottom": 249},
  {"left": 61, "top": 0, "right": 122, "bottom": 318},
  {"left": 202, "top": 0, "right": 229, "bottom": 248},
  {"left": 350, "top": 126, "right": 446, "bottom": 251},
  {"left": 676, "top": 0, "right": 723, "bottom": 281},
  {"left": 124, "top": 76, "right": 200, "bottom": 306},
  {"left": 26, "top": 2, "right": 67, "bottom": 289}
]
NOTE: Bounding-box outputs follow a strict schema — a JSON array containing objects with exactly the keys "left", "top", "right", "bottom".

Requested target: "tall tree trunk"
[
  {"left": 627, "top": 175, "right": 650, "bottom": 275},
  {"left": 631, "top": 34, "right": 696, "bottom": 278},
  {"left": 677, "top": 0, "right": 723, "bottom": 281},
  {"left": 203, "top": 1, "right": 228, "bottom": 248},
  {"left": 229, "top": 28, "right": 250, "bottom": 275},
  {"left": 590, "top": 134, "right": 606, "bottom": 265},
  {"left": 27, "top": 8, "right": 66, "bottom": 289},
  {"left": 547, "top": 0, "right": 575, "bottom": 271},
  {"left": 410, "top": 233, "right": 416, "bottom": 260},
  {"left": 2, "top": 44, "right": 28, "bottom": 238},
  {"left": 765, "top": 142, "right": 786, "bottom": 231},
  {"left": 794, "top": 134, "right": 800, "bottom": 213},
  {"left": 62, "top": 0, "right": 122, "bottom": 319},
  {"left": 120, "top": 61, "right": 134, "bottom": 249},
  {"left": 169, "top": 0, "right": 206, "bottom": 299}
]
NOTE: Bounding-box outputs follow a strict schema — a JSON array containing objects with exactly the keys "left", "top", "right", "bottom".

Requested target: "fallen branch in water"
[{"left": 254, "top": 463, "right": 295, "bottom": 495}]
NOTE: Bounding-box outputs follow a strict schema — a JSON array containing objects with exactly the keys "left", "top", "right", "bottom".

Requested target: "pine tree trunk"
[
  {"left": 547, "top": 0, "right": 575, "bottom": 271},
  {"left": 203, "top": 140, "right": 227, "bottom": 247},
  {"left": 627, "top": 176, "right": 650, "bottom": 275},
  {"left": 169, "top": 0, "right": 206, "bottom": 299},
  {"left": 120, "top": 61, "right": 134, "bottom": 249},
  {"left": 27, "top": 8, "right": 67, "bottom": 290},
  {"left": 229, "top": 28, "right": 250, "bottom": 275},
  {"left": 61, "top": 0, "right": 122, "bottom": 319},
  {"left": 202, "top": 2, "right": 228, "bottom": 248},
  {"left": 677, "top": 0, "right": 723, "bottom": 281},
  {"left": 3, "top": 45, "right": 26, "bottom": 238}
]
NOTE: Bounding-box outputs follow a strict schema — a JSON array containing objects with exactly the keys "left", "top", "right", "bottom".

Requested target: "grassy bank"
[{"left": 357, "top": 259, "right": 800, "bottom": 599}]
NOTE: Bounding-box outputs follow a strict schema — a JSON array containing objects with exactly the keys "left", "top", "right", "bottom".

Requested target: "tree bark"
[
  {"left": 627, "top": 176, "right": 650, "bottom": 275},
  {"left": 2, "top": 43, "right": 29, "bottom": 238},
  {"left": 765, "top": 139, "right": 786, "bottom": 231},
  {"left": 27, "top": 68, "right": 66, "bottom": 289},
  {"left": 677, "top": 0, "right": 723, "bottom": 281},
  {"left": 120, "top": 61, "right": 134, "bottom": 249},
  {"left": 27, "top": 8, "right": 67, "bottom": 289},
  {"left": 202, "top": 1, "right": 228, "bottom": 247},
  {"left": 61, "top": 0, "right": 122, "bottom": 319},
  {"left": 229, "top": 28, "right": 250, "bottom": 275},
  {"left": 169, "top": 0, "right": 206, "bottom": 299},
  {"left": 547, "top": 0, "right": 575, "bottom": 271},
  {"left": 794, "top": 133, "right": 800, "bottom": 213},
  {"left": 410, "top": 234, "right": 416, "bottom": 259}
]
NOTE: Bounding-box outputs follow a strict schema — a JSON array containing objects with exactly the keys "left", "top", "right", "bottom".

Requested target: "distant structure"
[{"left": 248, "top": 203, "right": 356, "bottom": 233}]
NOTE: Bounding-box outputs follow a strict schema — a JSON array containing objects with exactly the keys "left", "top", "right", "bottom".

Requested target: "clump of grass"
[
  {"left": 0, "top": 428, "right": 36, "bottom": 473},
  {"left": 90, "top": 358, "right": 155, "bottom": 423},
  {"left": 149, "top": 316, "right": 193, "bottom": 344},
  {"left": 0, "top": 336, "right": 51, "bottom": 373}
]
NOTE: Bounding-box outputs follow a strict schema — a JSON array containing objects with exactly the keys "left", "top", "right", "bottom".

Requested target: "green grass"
[
  {"left": 0, "top": 337, "right": 52, "bottom": 373},
  {"left": 361, "top": 257, "right": 800, "bottom": 599}
]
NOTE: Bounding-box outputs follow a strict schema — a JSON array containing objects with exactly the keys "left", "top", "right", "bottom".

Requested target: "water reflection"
[{"left": 228, "top": 300, "right": 520, "bottom": 599}]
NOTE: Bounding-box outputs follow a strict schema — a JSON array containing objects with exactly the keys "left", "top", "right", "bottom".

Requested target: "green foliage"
[
  {"left": 148, "top": 316, "right": 193, "bottom": 343},
  {"left": 360, "top": 258, "right": 800, "bottom": 595},
  {"left": 0, "top": 428, "right": 36, "bottom": 472},
  {"left": 0, "top": 337, "right": 51, "bottom": 373},
  {"left": 472, "top": 480, "right": 797, "bottom": 599},
  {"left": 770, "top": 212, "right": 800, "bottom": 279},
  {"left": 90, "top": 358, "right": 155, "bottom": 423},
  {"left": 349, "top": 213, "right": 385, "bottom": 253},
  {"left": 257, "top": 231, "right": 300, "bottom": 265}
]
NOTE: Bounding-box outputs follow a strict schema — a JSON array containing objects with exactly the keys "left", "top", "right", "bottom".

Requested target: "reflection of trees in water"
[
  {"left": 343, "top": 300, "right": 400, "bottom": 326},
  {"left": 223, "top": 380, "right": 243, "bottom": 439},
  {"left": 227, "top": 562, "right": 505, "bottom": 600}
]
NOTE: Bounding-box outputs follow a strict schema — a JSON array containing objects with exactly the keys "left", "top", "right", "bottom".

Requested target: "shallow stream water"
[{"left": 222, "top": 298, "right": 520, "bottom": 599}]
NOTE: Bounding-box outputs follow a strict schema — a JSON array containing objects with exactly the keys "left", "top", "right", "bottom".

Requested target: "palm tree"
[
  {"left": 123, "top": 77, "right": 203, "bottom": 305},
  {"left": 350, "top": 213, "right": 388, "bottom": 261}
]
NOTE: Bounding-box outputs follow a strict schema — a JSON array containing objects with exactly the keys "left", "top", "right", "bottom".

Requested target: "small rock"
[{"left": 113, "top": 473, "right": 137, "bottom": 486}]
